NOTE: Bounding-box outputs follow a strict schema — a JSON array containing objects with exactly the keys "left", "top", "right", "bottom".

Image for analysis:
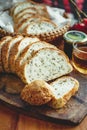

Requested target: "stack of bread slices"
[
  {"left": 0, "top": 34, "right": 79, "bottom": 109},
  {"left": 0, "top": 34, "right": 73, "bottom": 83},
  {"left": 10, "top": 0, "right": 70, "bottom": 42}
]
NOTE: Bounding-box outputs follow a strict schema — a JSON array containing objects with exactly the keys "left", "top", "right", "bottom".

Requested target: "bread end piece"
[
  {"left": 21, "top": 80, "right": 54, "bottom": 106},
  {"left": 48, "top": 76, "right": 79, "bottom": 109}
]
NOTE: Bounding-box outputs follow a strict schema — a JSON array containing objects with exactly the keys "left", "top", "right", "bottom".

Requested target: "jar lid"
[{"left": 63, "top": 30, "right": 87, "bottom": 44}]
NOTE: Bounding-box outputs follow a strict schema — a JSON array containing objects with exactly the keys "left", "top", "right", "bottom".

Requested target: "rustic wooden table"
[{"left": 0, "top": 102, "right": 87, "bottom": 130}]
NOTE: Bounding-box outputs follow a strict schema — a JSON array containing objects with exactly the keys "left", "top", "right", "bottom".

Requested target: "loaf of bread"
[
  {"left": 48, "top": 76, "right": 79, "bottom": 108},
  {"left": 15, "top": 41, "right": 57, "bottom": 74},
  {"left": 0, "top": 33, "right": 79, "bottom": 109},
  {"left": 16, "top": 48, "right": 73, "bottom": 84},
  {"left": 0, "top": 34, "right": 73, "bottom": 86},
  {"left": 9, "top": 36, "right": 40, "bottom": 72},
  {"left": 21, "top": 76, "right": 79, "bottom": 108},
  {"left": 10, "top": 1, "right": 36, "bottom": 18},
  {"left": 15, "top": 7, "right": 38, "bottom": 21},
  {"left": 16, "top": 15, "right": 50, "bottom": 33},
  {"left": 21, "top": 80, "right": 54, "bottom": 105},
  {"left": 0, "top": 36, "right": 12, "bottom": 72},
  {"left": 10, "top": 1, "right": 49, "bottom": 20},
  {"left": 1, "top": 35, "right": 23, "bottom": 72}
]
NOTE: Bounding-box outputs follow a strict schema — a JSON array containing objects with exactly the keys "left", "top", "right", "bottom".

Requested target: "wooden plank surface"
[
  {"left": 0, "top": 102, "right": 87, "bottom": 130},
  {"left": 0, "top": 69, "right": 87, "bottom": 125}
]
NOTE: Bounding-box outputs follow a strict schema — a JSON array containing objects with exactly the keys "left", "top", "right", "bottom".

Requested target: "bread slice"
[
  {"left": 12, "top": 1, "right": 36, "bottom": 17},
  {"left": 10, "top": 2, "right": 22, "bottom": 16},
  {"left": 0, "top": 36, "right": 12, "bottom": 72},
  {"left": 14, "top": 7, "right": 38, "bottom": 21},
  {"left": 9, "top": 37, "right": 40, "bottom": 73},
  {"left": 15, "top": 41, "right": 57, "bottom": 74},
  {"left": 1, "top": 35, "right": 23, "bottom": 72},
  {"left": 16, "top": 48, "right": 73, "bottom": 84},
  {"left": 12, "top": 1, "right": 46, "bottom": 18},
  {"left": 16, "top": 15, "right": 49, "bottom": 33},
  {"left": 21, "top": 80, "right": 54, "bottom": 105},
  {"left": 24, "top": 20, "right": 57, "bottom": 35},
  {"left": 48, "top": 76, "right": 79, "bottom": 109},
  {"left": 15, "top": 13, "right": 36, "bottom": 27}
]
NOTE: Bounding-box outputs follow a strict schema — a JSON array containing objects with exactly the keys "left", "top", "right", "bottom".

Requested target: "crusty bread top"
[{"left": 21, "top": 80, "right": 54, "bottom": 105}]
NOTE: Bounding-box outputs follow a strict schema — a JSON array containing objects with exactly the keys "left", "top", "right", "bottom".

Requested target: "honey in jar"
[{"left": 63, "top": 30, "right": 87, "bottom": 59}]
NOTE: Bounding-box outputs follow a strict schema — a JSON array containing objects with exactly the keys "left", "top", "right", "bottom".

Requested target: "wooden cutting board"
[{"left": 0, "top": 70, "right": 87, "bottom": 125}]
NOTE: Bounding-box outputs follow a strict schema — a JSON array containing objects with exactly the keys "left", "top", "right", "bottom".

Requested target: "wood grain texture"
[{"left": 0, "top": 102, "right": 87, "bottom": 130}]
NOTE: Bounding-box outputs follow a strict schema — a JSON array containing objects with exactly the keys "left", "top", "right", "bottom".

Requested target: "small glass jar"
[
  {"left": 72, "top": 41, "right": 87, "bottom": 74},
  {"left": 63, "top": 30, "right": 87, "bottom": 59}
]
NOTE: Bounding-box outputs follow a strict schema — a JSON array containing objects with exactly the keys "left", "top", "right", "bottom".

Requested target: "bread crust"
[
  {"left": 12, "top": 1, "right": 36, "bottom": 17},
  {"left": 21, "top": 80, "right": 54, "bottom": 105},
  {"left": 1, "top": 35, "right": 23, "bottom": 72},
  {"left": 15, "top": 41, "right": 58, "bottom": 75},
  {"left": 9, "top": 37, "right": 40, "bottom": 72},
  {"left": 24, "top": 20, "right": 70, "bottom": 42},
  {"left": 16, "top": 15, "right": 51, "bottom": 33},
  {"left": 17, "top": 48, "right": 73, "bottom": 84},
  {"left": 48, "top": 76, "right": 79, "bottom": 109},
  {"left": 0, "top": 36, "right": 12, "bottom": 72},
  {"left": 14, "top": 7, "right": 38, "bottom": 21}
]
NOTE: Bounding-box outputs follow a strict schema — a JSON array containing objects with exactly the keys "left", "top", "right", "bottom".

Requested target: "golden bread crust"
[{"left": 21, "top": 80, "right": 54, "bottom": 105}]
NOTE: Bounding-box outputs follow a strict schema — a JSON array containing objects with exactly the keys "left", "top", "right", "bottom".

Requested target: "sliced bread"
[
  {"left": 12, "top": 1, "right": 36, "bottom": 17},
  {"left": 15, "top": 41, "right": 57, "bottom": 74},
  {"left": 15, "top": 13, "right": 36, "bottom": 27},
  {"left": 16, "top": 48, "right": 73, "bottom": 84},
  {"left": 16, "top": 15, "right": 50, "bottom": 33},
  {"left": 16, "top": 15, "right": 49, "bottom": 33},
  {"left": 0, "top": 36, "right": 12, "bottom": 72},
  {"left": 9, "top": 36, "right": 40, "bottom": 73},
  {"left": 24, "top": 20, "right": 57, "bottom": 35},
  {"left": 48, "top": 76, "right": 79, "bottom": 109},
  {"left": 12, "top": 1, "right": 46, "bottom": 18},
  {"left": 21, "top": 76, "right": 79, "bottom": 107},
  {"left": 14, "top": 7, "right": 38, "bottom": 21},
  {"left": 1, "top": 35, "right": 23, "bottom": 72}
]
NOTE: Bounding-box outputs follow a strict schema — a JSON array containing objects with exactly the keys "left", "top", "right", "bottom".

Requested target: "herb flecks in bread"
[
  {"left": 21, "top": 76, "right": 79, "bottom": 108},
  {"left": 15, "top": 41, "right": 57, "bottom": 74},
  {"left": 17, "top": 48, "right": 73, "bottom": 84},
  {"left": 48, "top": 76, "right": 79, "bottom": 109}
]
